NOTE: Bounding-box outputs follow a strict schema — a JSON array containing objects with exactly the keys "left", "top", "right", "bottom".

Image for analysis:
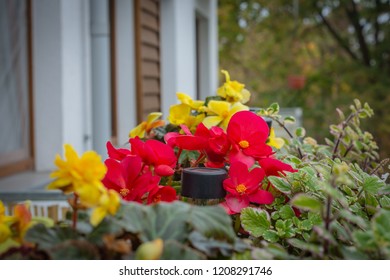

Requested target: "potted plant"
[{"left": 0, "top": 71, "right": 389, "bottom": 260}]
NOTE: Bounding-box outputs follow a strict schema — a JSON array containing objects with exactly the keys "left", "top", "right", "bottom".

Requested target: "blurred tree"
[{"left": 218, "top": 0, "right": 390, "bottom": 157}]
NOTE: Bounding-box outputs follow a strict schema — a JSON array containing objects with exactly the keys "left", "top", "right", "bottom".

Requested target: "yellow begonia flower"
[
  {"left": 90, "top": 189, "right": 120, "bottom": 226},
  {"left": 217, "top": 70, "right": 251, "bottom": 104},
  {"left": 47, "top": 145, "right": 120, "bottom": 225},
  {"left": 168, "top": 104, "right": 205, "bottom": 132},
  {"left": 267, "top": 128, "right": 285, "bottom": 149},
  {"left": 176, "top": 92, "right": 204, "bottom": 111},
  {"left": 129, "top": 112, "right": 165, "bottom": 138},
  {"left": 48, "top": 144, "right": 107, "bottom": 194},
  {"left": 203, "top": 100, "right": 248, "bottom": 130}
]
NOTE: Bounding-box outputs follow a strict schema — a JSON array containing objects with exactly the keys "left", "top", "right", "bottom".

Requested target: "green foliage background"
[{"left": 218, "top": 0, "right": 390, "bottom": 157}]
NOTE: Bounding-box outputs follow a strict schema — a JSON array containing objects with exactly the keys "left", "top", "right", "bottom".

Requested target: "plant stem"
[
  {"left": 272, "top": 117, "right": 304, "bottom": 159},
  {"left": 370, "top": 158, "right": 390, "bottom": 175},
  {"left": 191, "top": 153, "right": 206, "bottom": 167},
  {"left": 323, "top": 179, "right": 336, "bottom": 256},
  {"left": 343, "top": 143, "right": 354, "bottom": 158},
  {"left": 234, "top": 214, "right": 241, "bottom": 234},
  {"left": 323, "top": 196, "right": 332, "bottom": 256},
  {"left": 332, "top": 111, "right": 361, "bottom": 160}
]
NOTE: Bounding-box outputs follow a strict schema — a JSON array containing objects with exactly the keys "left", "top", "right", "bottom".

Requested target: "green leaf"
[
  {"left": 340, "top": 246, "right": 369, "bottom": 260},
  {"left": 354, "top": 99, "right": 362, "bottom": 110},
  {"left": 372, "top": 210, "right": 390, "bottom": 245},
  {"left": 365, "top": 193, "right": 379, "bottom": 215},
  {"left": 161, "top": 240, "right": 206, "bottom": 260},
  {"left": 339, "top": 210, "right": 368, "bottom": 229},
  {"left": 290, "top": 194, "right": 322, "bottom": 212},
  {"left": 284, "top": 116, "right": 296, "bottom": 123},
  {"left": 379, "top": 196, "right": 390, "bottom": 209},
  {"left": 25, "top": 224, "right": 79, "bottom": 250},
  {"left": 114, "top": 201, "right": 235, "bottom": 243},
  {"left": 263, "top": 230, "right": 279, "bottom": 243},
  {"left": 362, "top": 176, "right": 385, "bottom": 194},
  {"left": 295, "top": 127, "right": 306, "bottom": 138},
  {"left": 279, "top": 205, "right": 295, "bottom": 219},
  {"left": 268, "top": 176, "right": 291, "bottom": 194},
  {"left": 308, "top": 212, "right": 321, "bottom": 222},
  {"left": 353, "top": 230, "right": 377, "bottom": 250},
  {"left": 188, "top": 231, "right": 245, "bottom": 258},
  {"left": 300, "top": 219, "right": 313, "bottom": 231},
  {"left": 287, "top": 238, "right": 322, "bottom": 255},
  {"left": 267, "top": 103, "right": 280, "bottom": 114},
  {"left": 49, "top": 239, "right": 100, "bottom": 260},
  {"left": 240, "top": 208, "right": 270, "bottom": 238}
]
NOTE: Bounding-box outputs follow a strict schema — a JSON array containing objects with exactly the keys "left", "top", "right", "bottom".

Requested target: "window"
[{"left": 0, "top": 0, "right": 33, "bottom": 177}]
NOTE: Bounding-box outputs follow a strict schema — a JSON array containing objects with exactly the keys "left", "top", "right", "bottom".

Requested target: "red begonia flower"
[
  {"left": 106, "top": 141, "right": 131, "bottom": 161},
  {"left": 222, "top": 161, "right": 274, "bottom": 213},
  {"left": 258, "top": 157, "right": 298, "bottom": 177},
  {"left": 147, "top": 185, "right": 177, "bottom": 204},
  {"left": 130, "top": 137, "right": 176, "bottom": 176},
  {"left": 102, "top": 156, "right": 159, "bottom": 202},
  {"left": 226, "top": 111, "right": 273, "bottom": 167},
  {"left": 165, "top": 124, "right": 209, "bottom": 151}
]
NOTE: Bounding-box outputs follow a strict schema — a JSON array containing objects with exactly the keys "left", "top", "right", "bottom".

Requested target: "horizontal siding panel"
[
  {"left": 142, "top": 61, "right": 159, "bottom": 78},
  {"left": 141, "top": 0, "right": 159, "bottom": 16},
  {"left": 143, "top": 95, "right": 160, "bottom": 111},
  {"left": 143, "top": 78, "right": 160, "bottom": 93},
  {"left": 141, "top": 28, "right": 159, "bottom": 47},
  {"left": 141, "top": 45, "right": 159, "bottom": 61},
  {"left": 141, "top": 12, "right": 159, "bottom": 32}
]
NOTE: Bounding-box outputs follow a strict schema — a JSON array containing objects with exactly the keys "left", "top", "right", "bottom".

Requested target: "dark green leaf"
[
  {"left": 25, "top": 224, "right": 79, "bottom": 250},
  {"left": 161, "top": 240, "right": 206, "bottom": 260}
]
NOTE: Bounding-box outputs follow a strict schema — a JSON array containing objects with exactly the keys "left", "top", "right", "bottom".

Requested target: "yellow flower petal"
[
  {"left": 90, "top": 207, "right": 106, "bottom": 226},
  {"left": 268, "top": 137, "right": 285, "bottom": 149},
  {"left": 202, "top": 116, "right": 223, "bottom": 128},
  {"left": 168, "top": 104, "right": 191, "bottom": 125},
  {"left": 64, "top": 144, "right": 79, "bottom": 163},
  {"left": 207, "top": 100, "right": 231, "bottom": 116},
  {"left": 146, "top": 112, "right": 163, "bottom": 123},
  {"left": 221, "top": 70, "right": 231, "bottom": 82},
  {"left": 240, "top": 89, "right": 251, "bottom": 104},
  {"left": 129, "top": 122, "right": 146, "bottom": 138}
]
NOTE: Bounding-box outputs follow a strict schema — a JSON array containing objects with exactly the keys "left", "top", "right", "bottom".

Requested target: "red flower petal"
[
  {"left": 258, "top": 157, "right": 297, "bottom": 177},
  {"left": 154, "top": 164, "right": 175, "bottom": 176},
  {"left": 147, "top": 185, "right": 177, "bottom": 204},
  {"left": 248, "top": 189, "right": 274, "bottom": 205},
  {"left": 225, "top": 194, "right": 250, "bottom": 214},
  {"left": 106, "top": 141, "right": 131, "bottom": 160}
]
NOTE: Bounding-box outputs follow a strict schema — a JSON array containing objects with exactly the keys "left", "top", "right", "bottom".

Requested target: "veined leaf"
[
  {"left": 268, "top": 176, "right": 291, "bottom": 194},
  {"left": 240, "top": 208, "right": 270, "bottom": 238}
]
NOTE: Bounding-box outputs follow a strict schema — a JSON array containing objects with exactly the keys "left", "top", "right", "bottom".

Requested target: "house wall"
[
  {"left": 160, "top": 0, "right": 218, "bottom": 116},
  {"left": 29, "top": 0, "right": 218, "bottom": 172},
  {"left": 32, "top": 0, "right": 91, "bottom": 171}
]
